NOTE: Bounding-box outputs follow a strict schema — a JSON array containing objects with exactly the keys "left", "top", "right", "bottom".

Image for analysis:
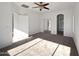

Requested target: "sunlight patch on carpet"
[
  {"left": 13, "top": 28, "right": 29, "bottom": 43},
  {"left": 8, "top": 37, "right": 71, "bottom": 56},
  {"left": 53, "top": 44, "right": 71, "bottom": 56},
  {"left": 15, "top": 39, "right": 58, "bottom": 56},
  {"left": 8, "top": 38, "right": 42, "bottom": 56}
]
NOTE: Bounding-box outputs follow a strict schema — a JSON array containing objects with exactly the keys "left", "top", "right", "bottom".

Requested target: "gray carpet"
[{"left": 0, "top": 32, "right": 78, "bottom": 56}]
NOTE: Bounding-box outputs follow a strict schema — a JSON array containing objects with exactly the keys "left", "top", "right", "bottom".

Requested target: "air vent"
[{"left": 21, "top": 4, "right": 29, "bottom": 8}]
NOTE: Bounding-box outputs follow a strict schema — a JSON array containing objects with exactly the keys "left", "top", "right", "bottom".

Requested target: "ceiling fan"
[{"left": 33, "top": 2, "right": 49, "bottom": 11}]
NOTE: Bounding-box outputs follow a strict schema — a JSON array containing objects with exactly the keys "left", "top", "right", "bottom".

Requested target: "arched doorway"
[{"left": 57, "top": 14, "right": 64, "bottom": 35}]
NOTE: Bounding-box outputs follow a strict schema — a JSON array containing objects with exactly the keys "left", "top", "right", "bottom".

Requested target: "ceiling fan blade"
[
  {"left": 34, "top": 2, "right": 40, "bottom": 6},
  {"left": 44, "top": 7, "right": 49, "bottom": 10},
  {"left": 43, "top": 3, "right": 49, "bottom": 6}
]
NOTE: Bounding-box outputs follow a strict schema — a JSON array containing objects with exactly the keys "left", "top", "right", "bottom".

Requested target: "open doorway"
[
  {"left": 57, "top": 14, "right": 64, "bottom": 35},
  {"left": 44, "top": 19, "right": 52, "bottom": 34},
  {"left": 48, "top": 19, "right": 52, "bottom": 32},
  {"left": 12, "top": 12, "right": 29, "bottom": 43},
  {"left": 44, "top": 19, "right": 51, "bottom": 34}
]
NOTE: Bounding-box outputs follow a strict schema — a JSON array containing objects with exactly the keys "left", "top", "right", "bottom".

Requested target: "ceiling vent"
[{"left": 21, "top": 4, "right": 29, "bottom": 8}]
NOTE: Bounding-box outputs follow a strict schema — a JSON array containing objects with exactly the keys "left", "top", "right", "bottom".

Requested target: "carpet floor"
[{"left": 0, "top": 32, "right": 78, "bottom": 56}]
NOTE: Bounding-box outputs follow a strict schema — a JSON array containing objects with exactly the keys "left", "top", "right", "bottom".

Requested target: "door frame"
[{"left": 57, "top": 14, "right": 64, "bottom": 35}]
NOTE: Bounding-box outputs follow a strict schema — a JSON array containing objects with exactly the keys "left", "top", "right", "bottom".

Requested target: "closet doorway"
[{"left": 57, "top": 14, "right": 64, "bottom": 35}]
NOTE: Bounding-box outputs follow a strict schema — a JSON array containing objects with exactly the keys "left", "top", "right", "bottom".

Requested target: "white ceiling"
[{"left": 15, "top": 2, "right": 75, "bottom": 13}]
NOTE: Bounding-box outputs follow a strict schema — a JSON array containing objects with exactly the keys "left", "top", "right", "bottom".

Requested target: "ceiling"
[{"left": 15, "top": 2, "right": 75, "bottom": 13}]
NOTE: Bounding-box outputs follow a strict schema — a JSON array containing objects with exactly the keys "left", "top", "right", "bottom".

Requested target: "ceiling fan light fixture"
[{"left": 33, "top": 2, "right": 50, "bottom": 11}]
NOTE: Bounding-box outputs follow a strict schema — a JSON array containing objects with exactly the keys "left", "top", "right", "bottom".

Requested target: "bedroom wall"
[
  {"left": 0, "top": 3, "right": 12, "bottom": 49},
  {"left": 52, "top": 9, "right": 73, "bottom": 37},
  {"left": 0, "top": 2, "right": 75, "bottom": 49},
  {"left": 0, "top": 2, "right": 41, "bottom": 49},
  {"left": 73, "top": 3, "right": 79, "bottom": 54},
  {"left": 14, "top": 12, "right": 29, "bottom": 35},
  {"left": 40, "top": 13, "right": 52, "bottom": 32},
  {"left": 12, "top": 3, "right": 41, "bottom": 35},
  {"left": 41, "top": 8, "right": 73, "bottom": 37}
]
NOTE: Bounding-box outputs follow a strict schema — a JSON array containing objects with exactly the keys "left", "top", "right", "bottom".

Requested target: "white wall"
[
  {"left": 0, "top": 2, "right": 75, "bottom": 49},
  {"left": 14, "top": 12, "right": 19, "bottom": 30},
  {"left": 29, "top": 13, "right": 41, "bottom": 35},
  {"left": 14, "top": 12, "right": 29, "bottom": 35},
  {"left": 12, "top": 3, "right": 41, "bottom": 35},
  {"left": 40, "top": 13, "right": 52, "bottom": 32},
  {"left": 21, "top": 10, "right": 41, "bottom": 35},
  {"left": 40, "top": 14, "right": 45, "bottom": 32},
  {"left": 0, "top": 3, "right": 12, "bottom": 49},
  {"left": 0, "top": 3, "right": 41, "bottom": 48},
  {"left": 41, "top": 9, "right": 73, "bottom": 37},
  {"left": 73, "top": 3, "right": 79, "bottom": 54}
]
